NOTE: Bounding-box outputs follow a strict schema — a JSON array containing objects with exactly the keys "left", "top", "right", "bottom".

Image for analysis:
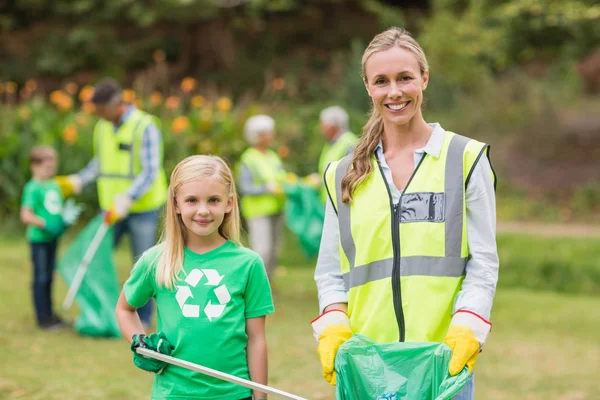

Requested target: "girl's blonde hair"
[
  {"left": 341, "top": 27, "right": 429, "bottom": 203},
  {"left": 155, "top": 155, "right": 241, "bottom": 289}
]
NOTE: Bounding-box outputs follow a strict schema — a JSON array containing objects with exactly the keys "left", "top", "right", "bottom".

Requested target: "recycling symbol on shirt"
[{"left": 175, "top": 269, "right": 231, "bottom": 321}]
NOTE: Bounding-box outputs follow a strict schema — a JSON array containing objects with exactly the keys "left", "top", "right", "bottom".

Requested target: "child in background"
[
  {"left": 20, "top": 145, "right": 82, "bottom": 330},
  {"left": 116, "top": 155, "right": 274, "bottom": 400}
]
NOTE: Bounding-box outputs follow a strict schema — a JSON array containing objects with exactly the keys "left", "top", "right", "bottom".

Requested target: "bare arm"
[
  {"left": 246, "top": 316, "right": 268, "bottom": 399},
  {"left": 115, "top": 290, "right": 146, "bottom": 344},
  {"left": 324, "top": 303, "right": 348, "bottom": 313},
  {"left": 20, "top": 207, "right": 46, "bottom": 228}
]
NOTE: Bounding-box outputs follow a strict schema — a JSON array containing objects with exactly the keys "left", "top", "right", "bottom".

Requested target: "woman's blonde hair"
[
  {"left": 341, "top": 27, "right": 429, "bottom": 202},
  {"left": 154, "top": 155, "right": 241, "bottom": 289}
]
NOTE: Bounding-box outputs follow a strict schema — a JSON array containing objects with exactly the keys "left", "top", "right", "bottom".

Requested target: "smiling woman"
[{"left": 311, "top": 27, "right": 500, "bottom": 400}]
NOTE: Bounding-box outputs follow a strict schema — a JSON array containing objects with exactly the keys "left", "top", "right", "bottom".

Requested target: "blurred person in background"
[
  {"left": 21, "top": 146, "right": 82, "bottom": 330},
  {"left": 311, "top": 27, "right": 499, "bottom": 399},
  {"left": 309, "top": 106, "right": 359, "bottom": 202},
  {"left": 237, "top": 115, "right": 287, "bottom": 281},
  {"left": 54, "top": 78, "right": 168, "bottom": 328}
]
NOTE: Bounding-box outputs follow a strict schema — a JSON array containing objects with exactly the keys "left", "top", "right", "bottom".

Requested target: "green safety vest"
[
  {"left": 94, "top": 109, "right": 167, "bottom": 213},
  {"left": 325, "top": 131, "right": 495, "bottom": 343},
  {"left": 238, "top": 147, "right": 286, "bottom": 220},
  {"left": 318, "top": 131, "right": 358, "bottom": 202}
]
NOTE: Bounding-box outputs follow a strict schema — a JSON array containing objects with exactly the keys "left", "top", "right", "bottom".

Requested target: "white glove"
[
  {"left": 113, "top": 194, "right": 133, "bottom": 218},
  {"left": 68, "top": 174, "right": 83, "bottom": 195},
  {"left": 61, "top": 198, "right": 84, "bottom": 225},
  {"left": 265, "top": 183, "right": 283, "bottom": 195}
]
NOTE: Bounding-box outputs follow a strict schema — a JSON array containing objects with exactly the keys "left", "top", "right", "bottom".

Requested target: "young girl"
[{"left": 116, "top": 155, "right": 274, "bottom": 400}]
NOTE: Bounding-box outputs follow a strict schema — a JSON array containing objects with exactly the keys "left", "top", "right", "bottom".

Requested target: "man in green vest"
[
  {"left": 310, "top": 106, "right": 359, "bottom": 202},
  {"left": 55, "top": 78, "right": 167, "bottom": 327}
]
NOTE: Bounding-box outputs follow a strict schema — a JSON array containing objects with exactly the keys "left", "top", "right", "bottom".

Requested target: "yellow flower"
[
  {"left": 165, "top": 96, "right": 181, "bottom": 110},
  {"left": 25, "top": 79, "right": 38, "bottom": 92},
  {"left": 82, "top": 102, "right": 96, "bottom": 114},
  {"left": 180, "top": 77, "right": 197, "bottom": 93},
  {"left": 18, "top": 106, "right": 31, "bottom": 120},
  {"left": 198, "top": 139, "right": 215, "bottom": 154},
  {"left": 149, "top": 92, "right": 163, "bottom": 107},
  {"left": 216, "top": 97, "right": 232, "bottom": 112},
  {"left": 79, "top": 85, "right": 94, "bottom": 102},
  {"left": 153, "top": 50, "right": 166, "bottom": 63},
  {"left": 191, "top": 95, "right": 205, "bottom": 108},
  {"left": 62, "top": 125, "right": 78, "bottom": 144},
  {"left": 5, "top": 81, "right": 17, "bottom": 94},
  {"left": 65, "top": 82, "right": 78, "bottom": 95},
  {"left": 171, "top": 116, "right": 189, "bottom": 135},
  {"left": 122, "top": 89, "right": 136, "bottom": 103}
]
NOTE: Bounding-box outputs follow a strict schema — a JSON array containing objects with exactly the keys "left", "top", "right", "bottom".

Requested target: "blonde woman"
[
  {"left": 237, "top": 115, "right": 287, "bottom": 280},
  {"left": 116, "top": 155, "right": 273, "bottom": 400},
  {"left": 311, "top": 27, "right": 499, "bottom": 399}
]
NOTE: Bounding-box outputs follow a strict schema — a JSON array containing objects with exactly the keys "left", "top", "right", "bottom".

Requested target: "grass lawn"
[{"left": 1, "top": 234, "right": 599, "bottom": 400}]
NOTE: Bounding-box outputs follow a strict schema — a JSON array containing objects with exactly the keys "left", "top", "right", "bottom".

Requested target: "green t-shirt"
[
  {"left": 124, "top": 240, "right": 275, "bottom": 400},
  {"left": 21, "top": 179, "right": 64, "bottom": 242}
]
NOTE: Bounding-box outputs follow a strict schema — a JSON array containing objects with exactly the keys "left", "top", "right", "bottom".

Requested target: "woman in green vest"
[
  {"left": 311, "top": 28, "right": 499, "bottom": 399},
  {"left": 237, "top": 115, "right": 287, "bottom": 280}
]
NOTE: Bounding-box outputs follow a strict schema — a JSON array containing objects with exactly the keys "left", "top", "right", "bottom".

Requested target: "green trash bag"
[
  {"left": 335, "top": 335, "right": 470, "bottom": 400},
  {"left": 57, "top": 215, "right": 122, "bottom": 338},
  {"left": 283, "top": 183, "right": 324, "bottom": 258}
]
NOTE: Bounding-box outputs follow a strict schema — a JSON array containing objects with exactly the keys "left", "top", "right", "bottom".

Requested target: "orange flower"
[
  {"left": 25, "top": 79, "right": 38, "bottom": 92},
  {"left": 81, "top": 102, "right": 96, "bottom": 114},
  {"left": 191, "top": 95, "right": 205, "bottom": 108},
  {"left": 122, "top": 89, "right": 136, "bottom": 103},
  {"left": 216, "top": 97, "right": 232, "bottom": 112},
  {"left": 171, "top": 116, "right": 189, "bottom": 135},
  {"left": 79, "top": 85, "right": 94, "bottom": 102},
  {"left": 65, "top": 82, "right": 78, "bottom": 95},
  {"left": 135, "top": 99, "right": 143, "bottom": 108},
  {"left": 165, "top": 96, "right": 181, "bottom": 110},
  {"left": 62, "top": 125, "right": 78, "bottom": 144},
  {"left": 277, "top": 145, "right": 290, "bottom": 158},
  {"left": 180, "top": 77, "right": 197, "bottom": 93},
  {"left": 272, "top": 78, "right": 286, "bottom": 90},
  {"left": 50, "top": 90, "right": 73, "bottom": 111},
  {"left": 149, "top": 92, "right": 163, "bottom": 107},
  {"left": 4, "top": 81, "right": 17, "bottom": 94},
  {"left": 153, "top": 50, "right": 166, "bottom": 63}
]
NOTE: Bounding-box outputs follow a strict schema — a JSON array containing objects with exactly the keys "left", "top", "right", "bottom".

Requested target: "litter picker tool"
[
  {"left": 136, "top": 348, "right": 308, "bottom": 400},
  {"left": 62, "top": 222, "right": 110, "bottom": 311}
]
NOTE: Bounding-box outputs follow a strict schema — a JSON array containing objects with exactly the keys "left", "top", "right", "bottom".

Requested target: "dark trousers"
[{"left": 30, "top": 240, "right": 58, "bottom": 325}]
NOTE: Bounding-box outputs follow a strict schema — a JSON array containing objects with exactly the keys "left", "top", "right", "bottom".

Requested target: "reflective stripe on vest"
[
  {"left": 325, "top": 131, "right": 493, "bottom": 343},
  {"left": 95, "top": 109, "right": 167, "bottom": 212}
]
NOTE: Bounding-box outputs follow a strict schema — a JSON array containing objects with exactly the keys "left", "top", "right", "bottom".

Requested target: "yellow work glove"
[
  {"left": 311, "top": 309, "right": 352, "bottom": 386},
  {"left": 104, "top": 194, "right": 132, "bottom": 226},
  {"left": 443, "top": 325, "right": 481, "bottom": 376},
  {"left": 317, "top": 324, "right": 353, "bottom": 385},
  {"left": 54, "top": 175, "right": 82, "bottom": 198}
]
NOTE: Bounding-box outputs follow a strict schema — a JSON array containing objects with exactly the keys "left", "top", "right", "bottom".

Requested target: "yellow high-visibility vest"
[
  {"left": 94, "top": 108, "right": 167, "bottom": 212},
  {"left": 325, "top": 131, "right": 495, "bottom": 343},
  {"left": 237, "top": 147, "right": 286, "bottom": 219}
]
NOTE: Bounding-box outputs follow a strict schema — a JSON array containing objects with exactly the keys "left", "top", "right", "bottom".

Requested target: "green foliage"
[{"left": 497, "top": 233, "right": 600, "bottom": 294}]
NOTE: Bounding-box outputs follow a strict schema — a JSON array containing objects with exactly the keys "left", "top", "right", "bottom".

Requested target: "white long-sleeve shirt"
[{"left": 314, "top": 123, "right": 499, "bottom": 341}]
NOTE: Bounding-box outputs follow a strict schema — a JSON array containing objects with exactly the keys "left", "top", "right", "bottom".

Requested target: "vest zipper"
[{"left": 377, "top": 153, "right": 427, "bottom": 342}]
